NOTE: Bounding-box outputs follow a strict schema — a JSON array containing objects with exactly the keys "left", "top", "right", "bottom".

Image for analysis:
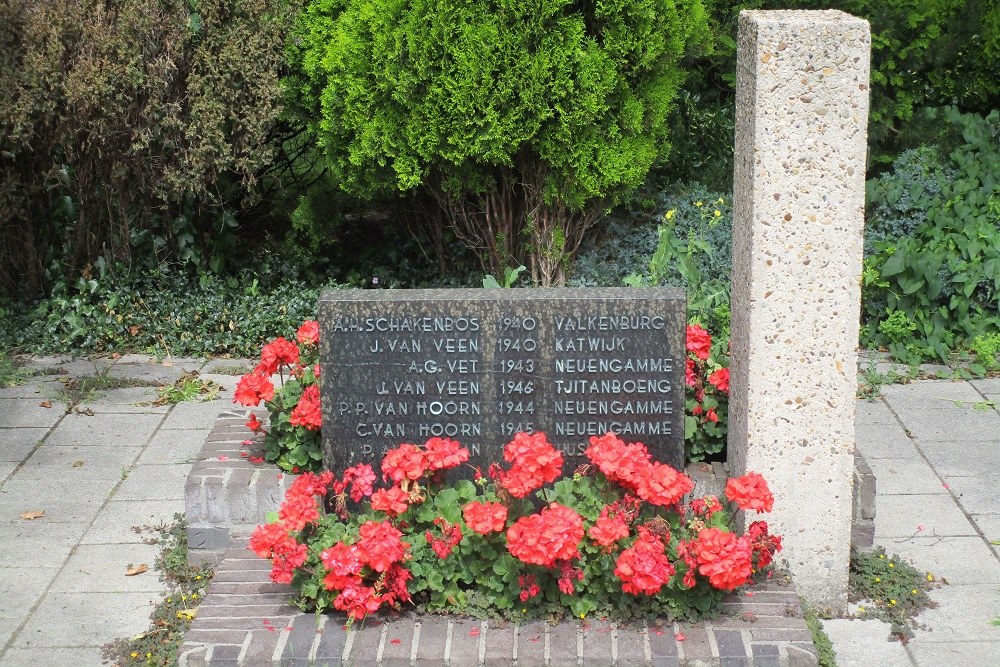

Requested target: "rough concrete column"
[{"left": 728, "top": 10, "right": 870, "bottom": 613}]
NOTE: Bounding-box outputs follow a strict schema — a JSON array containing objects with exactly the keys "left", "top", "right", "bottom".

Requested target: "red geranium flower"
[
  {"left": 686, "top": 324, "right": 712, "bottom": 361},
  {"left": 296, "top": 320, "right": 320, "bottom": 346},
  {"left": 725, "top": 472, "right": 774, "bottom": 513},
  {"left": 424, "top": 437, "right": 470, "bottom": 471},
  {"left": 371, "top": 486, "right": 410, "bottom": 517},
  {"left": 498, "top": 432, "right": 563, "bottom": 498},
  {"left": 341, "top": 464, "right": 375, "bottom": 502},
  {"left": 692, "top": 527, "right": 753, "bottom": 591},
  {"left": 289, "top": 385, "right": 322, "bottom": 430},
  {"left": 246, "top": 413, "right": 264, "bottom": 433},
  {"left": 233, "top": 372, "right": 275, "bottom": 407},
  {"left": 708, "top": 367, "right": 730, "bottom": 393},
  {"left": 357, "top": 520, "right": 408, "bottom": 572},
  {"left": 685, "top": 358, "right": 698, "bottom": 387},
  {"left": 259, "top": 337, "right": 300, "bottom": 374},
  {"left": 584, "top": 433, "right": 651, "bottom": 493},
  {"left": 506, "top": 503, "right": 583, "bottom": 567},
  {"left": 635, "top": 462, "right": 694, "bottom": 508},
  {"left": 614, "top": 527, "right": 675, "bottom": 595},
  {"left": 588, "top": 513, "right": 630, "bottom": 548},
  {"left": 321, "top": 542, "right": 364, "bottom": 591},
  {"left": 381, "top": 443, "right": 427, "bottom": 483},
  {"left": 463, "top": 501, "right": 508, "bottom": 534}
]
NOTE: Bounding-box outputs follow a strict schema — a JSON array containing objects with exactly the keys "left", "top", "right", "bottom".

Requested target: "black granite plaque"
[{"left": 318, "top": 288, "right": 686, "bottom": 474}]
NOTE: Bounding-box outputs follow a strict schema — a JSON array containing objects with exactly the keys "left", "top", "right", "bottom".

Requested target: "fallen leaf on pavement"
[
  {"left": 72, "top": 460, "right": 85, "bottom": 468},
  {"left": 20, "top": 510, "right": 45, "bottom": 520},
  {"left": 125, "top": 563, "right": 148, "bottom": 576},
  {"left": 39, "top": 401, "right": 52, "bottom": 408}
]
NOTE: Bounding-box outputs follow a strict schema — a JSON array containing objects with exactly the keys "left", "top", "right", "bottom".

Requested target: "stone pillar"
[{"left": 728, "top": 10, "right": 870, "bottom": 613}]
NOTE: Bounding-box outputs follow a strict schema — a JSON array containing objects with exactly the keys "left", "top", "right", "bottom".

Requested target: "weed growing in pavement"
[
  {"left": 102, "top": 515, "right": 213, "bottom": 667},
  {"left": 802, "top": 604, "right": 837, "bottom": 667},
  {"left": 856, "top": 360, "right": 916, "bottom": 400},
  {"left": 0, "top": 350, "right": 32, "bottom": 387},
  {"left": 151, "top": 371, "right": 221, "bottom": 405},
  {"left": 54, "top": 363, "right": 160, "bottom": 411},
  {"left": 205, "top": 363, "right": 253, "bottom": 376},
  {"left": 848, "top": 547, "right": 941, "bottom": 641}
]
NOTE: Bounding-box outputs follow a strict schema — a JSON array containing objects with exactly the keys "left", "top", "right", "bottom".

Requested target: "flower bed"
[{"left": 248, "top": 431, "right": 781, "bottom": 623}]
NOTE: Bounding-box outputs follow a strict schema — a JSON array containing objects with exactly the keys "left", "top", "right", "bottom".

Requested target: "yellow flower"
[
  {"left": 695, "top": 201, "right": 703, "bottom": 207},
  {"left": 878, "top": 554, "right": 884, "bottom": 559},
  {"left": 874, "top": 577, "right": 880, "bottom": 583},
  {"left": 714, "top": 210, "right": 722, "bottom": 217},
  {"left": 911, "top": 589, "right": 918, "bottom": 595},
  {"left": 857, "top": 606, "right": 865, "bottom": 614},
  {"left": 579, "top": 613, "right": 586, "bottom": 619},
  {"left": 889, "top": 599, "right": 897, "bottom": 606},
  {"left": 927, "top": 573, "right": 935, "bottom": 581},
  {"left": 717, "top": 197, "right": 725, "bottom": 204},
  {"left": 888, "top": 563, "right": 895, "bottom": 568},
  {"left": 665, "top": 209, "right": 676, "bottom": 220},
  {"left": 131, "top": 652, "right": 139, "bottom": 659}
]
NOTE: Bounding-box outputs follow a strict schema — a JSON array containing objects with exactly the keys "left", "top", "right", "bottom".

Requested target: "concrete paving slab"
[
  {"left": 105, "top": 363, "right": 183, "bottom": 384},
  {"left": 80, "top": 499, "right": 185, "bottom": 545},
  {"left": 201, "top": 359, "right": 255, "bottom": 375},
  {"left": 0, "top": 617, "right": 25, "bottom": 654},
  {"left": 15, "top": 445, "right": 141, "bottom": 481},
  {"left": 969, "top": 377, "right": 1000, "bottom": 394},
  {"left": 874, "top": 495, "right": 978, "bottom": 539},
  {"left": 0, "top": 565, "right": 60, "bottom": 619},
  {"left": 0, "top": 428, "right": 47, "bottom": 463},
  {"left": 77, "top": 387, "right": 168, "bottom": 414},
  {"left": 855, "top": 421, "right": 919, "bottom": 459},
  {"left": 0, "top": 646, "right": 106, "bottom": 667},
  {"left": 49, "top": 543, "right": 165, "bottom": 594},
  {"left": 0, "top": 521, "right": 87, "bottom": 567},
  {"left": 11, "top": 591, "right": 155, "bottom": 648},
  {"left": 898, "top": 407, "right": 1000, "bottom": 444},
  {"left": 0, "top": 468, "right": 122, "bottom": 506},
  {"left": 943, "top": 473, "right": 1000, "bottom": 515},
  {"left": 159, "top": 400, "right": 232, "bottom": 430},
  {"left": 0, "top": 464, "right": 13, "bottom": 485},
  {"left": 907, "top": 642, "right": 1000, "bottom": 667},
  {"left": 876, "top": 536, "right": 1000, "bottom": 585},
  {"left": 0, "top": 493, "right": 106, "bottom": 525},
  {"left": 113, "top": 463, "right": 191, "bottom": 501},
  {"left": 971, "top": 514, "right": 1000, "bottom": 543},
  {"left": 906, "top": 583, "right": 1000, "bottom": 643},
  {"left": 917, "top": 439, "right": 1000, "bottom": 477},
  {"left": 882, "top": 380, "right": 984, "bottom": 409},
  {"left": 54, "top": 359, "right": 113, "bottom": 376},
  {"left": 133, "top": 428, "right": 211, "bottom": 465},
  {"left": 0, "top": 399, "right": 62, "bottom": 429},
  {"left": 821, "top": 617, "right": 914, "bottom": 666},
  {"left": 865, "top": 457, "right": 948, "bottom": 495},
  {"left": 44, "top": 412, "right": 162, "bottom": 447},
  {"left": 0, "top": 379, "right": 63, "bottom": 400},
  {"left": 855, "top": 399, "right": 898, "bottom": 425}
]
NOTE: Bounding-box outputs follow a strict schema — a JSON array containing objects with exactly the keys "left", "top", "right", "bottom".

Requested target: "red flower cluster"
[
  {"left": 585, "top": 433, "right": 693, "bottom": 507},
  {"left": 463, "top": 501, "right": 507, "bottom": 534},
  {"left": 498, "top": 432, "right": 563, "bottom": 498},
  {"left": 296, "top": 320, "right": 319, "bottom": 346},
  {"left": 258, "top": 337, "right": 300, "bottom": 375},
  {"left": 518, "top": 574, "right": 540, "bottom": 602},
  {"left": 319, "top": 522, "right": 412, "bottom": 620},
  {"left": 248, "top": 522, "right": 308, "bottom": 584},
  {"left": 371, "top": 486, "right": 410, "bottom": 516},
  {"left": 691, "top": 527, "right": 753, "bottom": 591},
  {"left": 424, "top": 437, "right": 470, "bottom": 471},
  {"left": 425, "top": 518, "right": 463, "bottom": 559},
  {"left": 588, "top": 512, "right": 630, "bottom": 548},
  {"left": 234, "top": 373, "right": 275, "bottom": 407},
  {"left": 289, "top": 384, "right": 322, "bottom": 431},
  {"left": 506, "top": 503, "right": 583, "bottom": 567},
  {"left": 333, "top": 464, "right": 375, "bottom": 503},
  {"left": 746, "top": 520, "right": 783, "bottom": 570},
  {"left": 725, "top": 472, "right": 774, "bottom": 513},
  {"left": 382, "top": 443, "right": 427, "bottom": 483},
  {"left": 686, "top": 324, "right": 712, "bottom": 361},
  {"left": 708, "top": 368, "right": 730, "bottom": 394},
  {"left": 614, "top": 527, "right": 675, "bottom": 595},
  {"left": 689, "top": 495, "right": 723, "bottom": 518},
  {"left": 557, "top": 561, "right": 585, "bottom": 595}
]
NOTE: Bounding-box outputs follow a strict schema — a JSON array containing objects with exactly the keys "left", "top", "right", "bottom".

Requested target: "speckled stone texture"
[{"left": 728, "top": 10, "right": 870, "bottom": 613}]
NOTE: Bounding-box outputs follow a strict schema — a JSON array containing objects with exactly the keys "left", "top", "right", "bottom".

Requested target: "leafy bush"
[
  {"left": 0, "top": 261, "right": 334, "bottom": 358},
  {"left": 862, "top": 108, "right": 1000, "bottom": 363},
  {"left": 0, "top": 0, "right": 301, "bottom": 298},
  {"left": 287, "top": 0, "right": 710, "bottom": 285}
]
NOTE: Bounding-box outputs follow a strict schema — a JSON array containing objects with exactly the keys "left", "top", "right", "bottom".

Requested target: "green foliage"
[
  {"left": 0, "top": 0, "right": 302, "bottom": 298},
  {"left": 102, "top": 516, "right": 213, "bottom": 667},
  {"left": 849, "top": 547, "right": 940, "bottom": 641},
  {"left": 969, "top": 333, "right": 1000, "bottom": 373},
  {"left": 862, "top": 109, "right": 1000, "bottom": 364},
  {"left": 483, "top": 266, "right": 527, "bottom": 289},
  {"left": 288, "top": 0, "right": 710, "bottom": 284},
  {"left": 0, "top": 262, "right": 329, "bottom": 358},
  {"left": 0, "top": 351, "right": 32, "bottom": 388},
  {"left": 802, "top": 605, "right": 838, "bottom": 667}
]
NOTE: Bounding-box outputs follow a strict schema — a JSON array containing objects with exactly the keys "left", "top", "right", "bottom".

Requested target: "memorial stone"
[{"left": 318, "top": 288, "right": 686, "bottom": 473}]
